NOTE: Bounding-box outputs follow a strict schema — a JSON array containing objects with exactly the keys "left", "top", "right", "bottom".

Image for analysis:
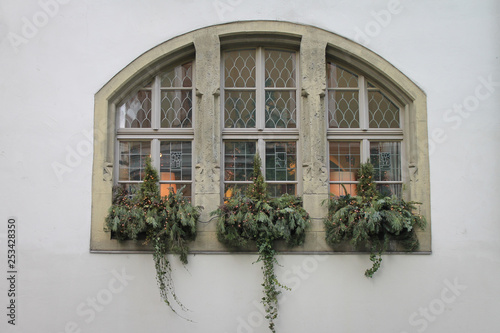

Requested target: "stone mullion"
[
  {"left": 299, "top": 35, "right": 329, "bottom": 221},
  {"left": 193, "top": 30, "right": 221, "bottom": 227}
]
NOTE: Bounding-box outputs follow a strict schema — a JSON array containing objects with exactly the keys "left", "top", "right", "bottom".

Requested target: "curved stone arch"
[{"left": 91, "top": 21, "right": 430, "bottom": 253}]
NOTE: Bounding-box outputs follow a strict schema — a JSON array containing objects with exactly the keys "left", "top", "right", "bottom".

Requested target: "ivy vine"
[
  {"left": 212, "top": 154, "right": 310, "bottom": 332},
  {"left": 324, "top": 162, "right": 426, "bottom": 277},
  {"left": 106, "top": 158, "right": 201, "bottom": 316}
]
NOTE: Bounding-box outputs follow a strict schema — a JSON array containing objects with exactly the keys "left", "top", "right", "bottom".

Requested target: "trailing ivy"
[
  {"left": 105, "top": 158, "right": 201, "bottom": 316},
  {"left": 212, "top": 154, "right": 310, "bottom": 333},
  {"left": 324, "top": 162, "right": 426, "bottom": 278}
]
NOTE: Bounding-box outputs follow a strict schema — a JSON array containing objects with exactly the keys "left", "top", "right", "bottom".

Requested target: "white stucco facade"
[{"left": 1, "top": 1, "right": 499, "bottom": 332}]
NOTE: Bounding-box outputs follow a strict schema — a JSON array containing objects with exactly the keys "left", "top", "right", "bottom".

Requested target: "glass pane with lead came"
[
  {"left": 368, "top": 90, "right": 400, "bottom": 128},
  {"left": 224, "top": 91, "right": 256, "bottom": 128},
  {"left": 119, "top": 141, "right": 151, "bottom": 181},
  {"left": 265, "top": 90, "right": 296, "bottom": 128},
  {"left": 160, "top": 62, "right": 193, "bottom": 88},
  {"left": 160, "top": 90, "right": 192, "bottom": 128},
  {"left": 224, "top": 50, "right": 256, "bottom": 88},
  {"left": 160, "top": 141, "right": 192, "bottom": 183},
  {"left": 265, "top": 142, "right": 296, "bottom": 181},
  {"left": 329, "top": 141, "right": 360, "bottom": 196},
  {"left": 267, "top": 184, "right": 296, "bottom": 197},
  {"left": 369, "top": 141, "right": 401, "bottom": 182},
  {"left": 327, "top": 63, "right": 358, "bottom": 88},
  {"left": 224, "top": 141, "right": 256, "bottom": 182},
  {"left": 118, "top": 90, "right": 152, "bottom": 128},
  {"left": 265, "top": 50, "right": 296, "bottom": 88},
  {"left": 328, "top": 90, "right": 360, "bottom": 128},
  {"left": 224, "top": 184, "right": 249, "bottom": 200},
  {"left": 160, "top": 183, "right": 192, "bottom": 199}
]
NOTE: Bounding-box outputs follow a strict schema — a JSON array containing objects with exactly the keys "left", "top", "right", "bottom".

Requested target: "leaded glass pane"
[
  {"left": 267, "top": 184, "right": 296, "bottom": 197},
  {"left": 330, "top": 184, "right": 357, "bottom": 197},
  {"left": 224, "top": 184, "right": 249, "bottom": 199},
  {"left": 327, "top": 63, "right": 358, "bottom": 88},
  {"left": 118, "top": 90, "right": 152, "bottom": 128},
  {"left": 369, "top": 142, "right": 401, "bottom": 182},
  {"left": 265, "top": 50, "right": 296, "bottom": 88},
  {"left": 119, "top": 183, "right": 141, "bottom": 199},
  {"left": 328, "top": 91, "right": 359, "bottom": 128},
  {"left": 160, "top": 141, "right": 192, "bottom": 182},
  {"left": 160, "top": 90, "right": 192, "bottom": 128},
  {"left": 160, "top": 183, "right": 192, "bottom": 199},
  {"left": 368, "top": 91, "right": 400, "bottom": 128},
  {"left": 224, "top": 141, "right": 256, "bottom": 182},
  {"left": 265, "top": 142, "right": 296, "bottom": 181},
  {"left": 224, "top": 91, "right": 256, "bottom": 128},
  {"left": 224, "top": 50, "right": 256, "bottom": 88},
  {"left": 329, "top": 141, "right": 360, "bottom": 196},
  {"left": 160, "top": 62, "right": 193, "bottom": 88},
  {"left": 119, "top": 141, "right": 150, "bottom": 181},
  {"left": 376, "top": 184, "right": 402, "bottom": 198},
  {"left": 265, "top": 90, "right": 296, "bottom": 128}
]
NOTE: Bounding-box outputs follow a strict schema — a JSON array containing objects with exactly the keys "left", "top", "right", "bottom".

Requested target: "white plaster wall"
[{"left": 0, "top": 0, "right": 499, "bottom": 332}]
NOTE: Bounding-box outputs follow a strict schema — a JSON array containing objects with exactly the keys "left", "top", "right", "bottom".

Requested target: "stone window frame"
[{"left": 90, "top": 21, "right": 431, "bottom": 254}]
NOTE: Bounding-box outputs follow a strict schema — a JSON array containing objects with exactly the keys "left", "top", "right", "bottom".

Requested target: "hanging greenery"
[
  {"left": 211, "top": 154, "right": 310, "bottom": 333},
  {"left": 105, "top": 158, "right": 201, "bottom": 316},
  {"left": 324, "top": 162, "right": 426, "bottom": 277}
]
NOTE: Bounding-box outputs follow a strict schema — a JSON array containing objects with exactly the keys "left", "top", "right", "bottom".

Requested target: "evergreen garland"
[
  {"left": 211, "top": 154, "right": 310, "bottom": 333},
  {"left": 324, "top": 162, "right": 426, "bottom": 277},
  {"left": 105, "top": 157, "right": 201, "bottom": 315}
]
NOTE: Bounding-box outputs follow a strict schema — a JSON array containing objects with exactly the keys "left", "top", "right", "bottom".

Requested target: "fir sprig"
[
  {"left": 211, "top": 154, "right": 310, "bottom": 333},
  {"left": 106, "top": 157, "right": 201, "bottom": 316},
  {"left": 324, "top": 162, "right": 426, "bottom": 277}
]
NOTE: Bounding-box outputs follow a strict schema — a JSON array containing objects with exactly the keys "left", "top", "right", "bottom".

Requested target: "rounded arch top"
[{"left": 96, "top": 20, "right": 425, "bottom": 105}]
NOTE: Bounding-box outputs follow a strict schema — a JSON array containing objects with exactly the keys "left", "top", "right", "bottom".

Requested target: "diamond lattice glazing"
[{"left": 368, "top": 91, "right": 400, "bottom": 128}]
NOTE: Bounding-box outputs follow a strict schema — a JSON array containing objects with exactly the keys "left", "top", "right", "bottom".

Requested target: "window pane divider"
[
  {"left": 223, "top": 134, "right": 299, "bottom": 141},
  {"left": 264, "top": 87, "right": 296, "bottom": 91},
  {"left": 160, "top": 87, "right": 193, "bottom": 90},
  {"left": 152, "top": 76, "right": 160, "bottom": 130},
  {"left": 224, "top": 87, "right": 256, "bottom": 91},
  {"left": 327, "top": 87, "right": 359, "bottom": 91},
  {"left": 117, "top": 134, "right": 194, "bottom": 140},
  {"left": 327, "top": 134, "right": 403, "bottom": 140},
  {"left": 256, "top": 47, "right": 265, "bottom": 130},
  {"left": 359, "top": 75, "right": 368, "bottom": 130}
]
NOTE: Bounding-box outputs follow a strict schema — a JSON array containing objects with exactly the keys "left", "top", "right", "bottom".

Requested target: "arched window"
[
  {"left": 222, "top": 47, "right": 299, "bottom": 198},
  {"left": 326, "top": 62, "right": 404, "bottom": 197},
  {"left": 91, "top": 22, "right": 430, "bottom": 253},
  {"left": 115, "top": 62, "right": 195, "bottom": 199}
]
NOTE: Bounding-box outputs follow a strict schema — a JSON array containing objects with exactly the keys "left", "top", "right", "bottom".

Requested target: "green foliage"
[
  {"left": 246, "top": 153, "right": 268, "bottom": 202},
  {"left": 324, "top": 162, "right": 426, "bottom": 278},
  {"left": 211, "top": 154, "right": 310, "bottom": 333},
  {"left": 105, "top": 157, "right": 201, "bottom": 316},
  {"left": 357, "top": 163, "right": 378, "bottom": 201}
]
